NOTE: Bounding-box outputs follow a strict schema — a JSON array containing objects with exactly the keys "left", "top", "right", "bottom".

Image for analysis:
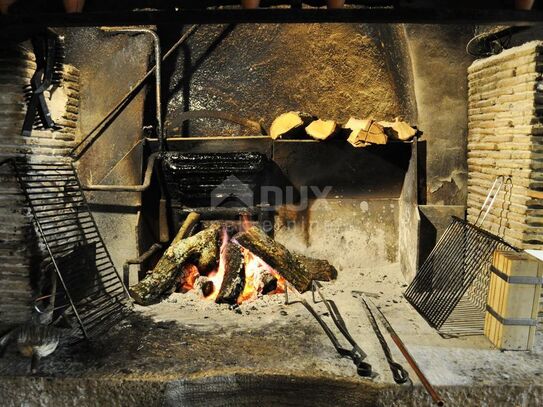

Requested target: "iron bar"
[
  {"left": 359, "top": 295, "right": 444, "bottom": 406},
  {"left": 33, "top": 212, "right": 90, "bottom": 223},
  {"left": 40, "top": 219, "right": 93, "bottom": 231},
  {"left": 71, "top": 25, "right": 198, "bottom": 158},
  {"left": 81, "top": 153, "right": 158, "bottom": 191},
  {"left": 29, "top": 204, "right": 83, "bottom": 215},
  {"left": 100, "top": 28, "right": 162, "bottom": 147}
]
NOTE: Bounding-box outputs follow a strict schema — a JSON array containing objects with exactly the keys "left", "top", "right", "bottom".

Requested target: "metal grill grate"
[
  {"left": 404, "top": 216, "right": 516, "bottom": 333},
  {"left": 161, "top": 152, "right": 267, "bottom": 208},
  {"left": 13, "top": 158, "right": 130, "bottom": 340}
]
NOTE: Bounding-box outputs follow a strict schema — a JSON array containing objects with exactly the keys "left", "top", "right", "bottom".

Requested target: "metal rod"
[
  {"left": 27, "top": 204, "right": 83, "bottom": 213},
  {"left": 101, "top": 27, "right": 163, "bottom": 148},
  {"left": 70, "top": 25, "right": 198, "bottom": 158},
  {"left": 122, "top": 243, "right": 163, "bottom": 286},
  {"left": 474, "top": 175, "right": 506, "bottom": 227},
  {"left": 285, "top": 282, "right": 372, "bottom": 377},
  {"left": 40, "top": 218, "right": 93, "bottom": 230},
  {"left": 366, "top": 297, "right": 444, "bottom": 406},
  {"left": 33, "top": 212, "right": 89, "bottom": 223},
  {"left": 357, "top": 293, "right": 410, "bottom": 384},
  {"left": 81, "top": 152, "right": 158, "bottom": 191}
]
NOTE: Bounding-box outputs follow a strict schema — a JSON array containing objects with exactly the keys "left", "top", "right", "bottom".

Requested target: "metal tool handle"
[
  {"left": 474, "top": 175, "right": 505, "bottom": 227},
  {"left": 358, "top": 294, "right": 410, "bottom": 384},
  {"left": 287, "top": 282, "right": 372, "bottom": 378},
  {"left": 389, "top": 360, "right": 410, "bottom": 384},
  {"left": 389, "top": 333, "right": 444, "bottom": 406}
]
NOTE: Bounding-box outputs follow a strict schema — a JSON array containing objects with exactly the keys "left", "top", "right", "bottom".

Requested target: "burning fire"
[
  {"left": 238, "top": 249, "right": 286, "bottom": 304},
  {"left": 179, "top": 264, "right": 199, "bottom": 293},
  {"left": 204, "top": 227, "right": 229, "bottom": 301},
  {"left": 179, "top": 216, "right": 286, "bottom": 305}
]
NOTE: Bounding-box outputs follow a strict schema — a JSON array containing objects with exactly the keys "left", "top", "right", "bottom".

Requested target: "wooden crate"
[{"left": 484, "top": 251, "right": 543, "bottom": 351}]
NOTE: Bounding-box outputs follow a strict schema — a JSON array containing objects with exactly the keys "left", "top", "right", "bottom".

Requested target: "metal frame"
[{"left": 404, "top": 216, "right": 517, "bottom": 333}]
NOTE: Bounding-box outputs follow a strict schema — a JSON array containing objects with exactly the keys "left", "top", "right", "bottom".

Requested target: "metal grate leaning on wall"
[
  {"left": 13, "top": 158, "right": 130, "bottom": 339},
  {"left": 405, "top": 216, "right": 516, "bottom": 335}
]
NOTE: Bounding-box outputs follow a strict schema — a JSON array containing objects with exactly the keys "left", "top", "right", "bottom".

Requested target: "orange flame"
[
  {"left": 180, "top": 264, "right": 199, "bottom": 293},
  {"left": 240, "top": 213, "right": 252, "bottom": 232},
  {"left": 204, "top": 227, "right": 229, "bottom": 301},
  {"left": 237, "top": 248, "right": 286, "bottom": 304},
  {"left": 180, "top": 222, "right": 287, "bottom": 305}
]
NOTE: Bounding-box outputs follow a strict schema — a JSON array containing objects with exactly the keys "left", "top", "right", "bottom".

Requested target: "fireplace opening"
[{"left": 1, "top": 2, "right": 543, "bottom": 407}]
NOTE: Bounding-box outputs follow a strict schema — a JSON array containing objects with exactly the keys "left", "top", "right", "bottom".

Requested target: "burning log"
[
  {"left": 295, "top": 253, "right": 338, "bottom": 282},
  {"left": 305, "top": 119, "right": 338, "bottom": 141},
  {"left": 259, "top": 270, "right": 278, "bottom": 295},
  {"left": 234, "top": 226, "right": 337, "bottom": 292},
  {"left": 194, "top": 275, "right": 214, "bottom": 297},
  {"left": 269, "top": 111, "right": 314, "bottom": 140},
  {"left": 131, "top": 212, "right": 200, "bottom": 296},
  {"left": 216, "top": 242, "right": 245, "bottom": 304},
  {"left": 149, "top": 211, "right": 200, "bottom": 281},
  {"left": 129, "top": 224, "right": 221, "bottom": 305}
]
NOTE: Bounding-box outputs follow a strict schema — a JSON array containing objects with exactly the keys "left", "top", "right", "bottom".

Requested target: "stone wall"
[
  {"left": 162, "top": 24, "right": 411, "bottom": 136},
  {"left": 63, "top": 27, "right": 152, "bottom": 273},
  {"left": 403, "top": 25, "right": 473, "bottom": 206},
  {"left": 467, "top": 41, "right": 543, "bottom": 250}
]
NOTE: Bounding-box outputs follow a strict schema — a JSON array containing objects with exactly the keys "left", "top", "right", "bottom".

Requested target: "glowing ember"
[{"left": 179, "top": 264, "right": 199, "bottom": 293}]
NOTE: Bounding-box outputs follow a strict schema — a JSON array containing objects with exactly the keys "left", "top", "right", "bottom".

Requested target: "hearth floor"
[{"left": 1, "top": 263, "right": 542, "bottom": 406}]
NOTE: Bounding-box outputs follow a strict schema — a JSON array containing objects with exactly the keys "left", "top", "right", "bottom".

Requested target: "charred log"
[
  {"left": 194, "top": 275, "right": 214, "bottom": 297},
  {"left": 216, "top": 242, "right": 245, "bottom": 304},
  {"left": 234, "top": 226, "right": 337, "bottom": 292},
  {"left": 142, "top": 211, "right": 201, "bottom": 295},
  {"left": 130, "top": 224, "right": 221, "bottom": 305},
  {"left": 294, "top": 254, "right": 338, "bottom": 283},
  {"left": 259, "top": 270, "right": 278, "bottom": 295}
]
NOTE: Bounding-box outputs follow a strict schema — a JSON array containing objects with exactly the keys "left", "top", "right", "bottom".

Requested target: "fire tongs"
[{"left": 285, "top": 281, "right": 372, "bottom": 377}]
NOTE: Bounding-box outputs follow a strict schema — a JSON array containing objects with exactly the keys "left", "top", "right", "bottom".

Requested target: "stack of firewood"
[
  {"left": 129, "top": 213, "right": 338, "bottom": 306},
  {"left": 269, "top": 111, "right": 418, "bottom": 147}
]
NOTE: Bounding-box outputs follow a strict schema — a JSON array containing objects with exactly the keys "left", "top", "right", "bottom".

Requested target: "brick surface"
[
  {"left": 0, "top": 44, "right": 80, "bottom": 326},
  {"left": 468, "top": 41, "right": 543, "bottom": 250}
]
